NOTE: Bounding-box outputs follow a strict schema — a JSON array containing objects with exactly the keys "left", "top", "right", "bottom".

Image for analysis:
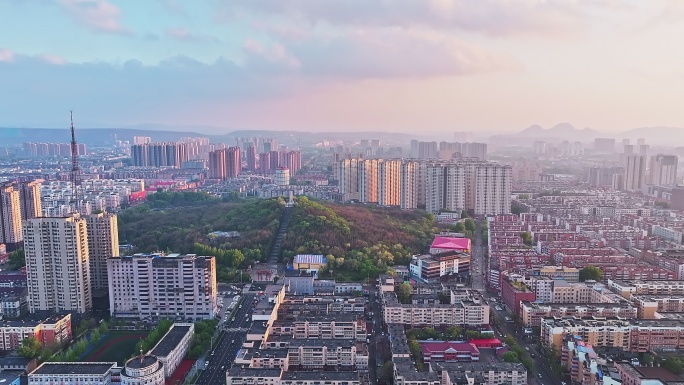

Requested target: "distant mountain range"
[
  {"left": 0, "top": 126, "right": 416, "bottom": 146},
  {"left": 491, "top": 123, "right": 684, "bottom": 146}
]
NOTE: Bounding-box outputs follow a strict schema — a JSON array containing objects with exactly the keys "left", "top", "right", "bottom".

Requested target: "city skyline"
[{"left": 2, "top": 1, "right": 684, "bottom": 134}]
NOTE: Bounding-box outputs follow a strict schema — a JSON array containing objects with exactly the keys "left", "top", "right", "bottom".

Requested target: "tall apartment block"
[
  {"left": 226, "top": 147, "right": 241, "bottom": 178},
  {"left": 283, "top": 151, "right": 302, "bottom": 175},
  {"left": 24, "top": 215, "right": 92, "bottom": 313},
  {"left": 649, "top": 154, "right": 678, "bottom": 186},
  {"left": 425, "top": 163, "right": 466, "bottom": 214},
  {"left": 400, "top": 161, "right": 417, "bottom": 209},
  {"left": 208, "top": 147, "right": 241, "bottom": 179},
  {"left": 85, "top": 212, "right": 119, "bottom": 291},
  {"left": 245, "top": 144, "right": 257, "bottom": 173},
  {"left": 108, "top": 253, "right": 217, "bottom": 320},
  {"left": 378, "top": 159, "right": 402, "bottom": 206},
  {"left": 131, "top": 142, "right": 188, "bottom": 167},
  {"left": 337, "top": 158, "right": 361, "bottom": 202},
  {"left": 358, "top": 159, "right": 379, "bottom": 203},
  {"left": 208, "top": 148, "right": 227, "bottom": 179},
  {"left": 0, "top": 184, "right": 23, "bottom": 250},
  {"left": 18, "top": 180, "right": 42, "bottom": 220},
  {"left": 624, "top": 154, "right": 647, "bottom": 191},
  {"left": 471, "top": 163, "right": 512, "bottom": 215}
]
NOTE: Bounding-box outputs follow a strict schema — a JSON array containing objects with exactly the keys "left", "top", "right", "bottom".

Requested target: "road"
[
  {"left": 489, "top": 303, "right": 559, "bottom": 385},
  {"left": 367, "top": 285, "right": 386, "bottom": 384},
  {"left": 471, "top": 221, "right": 486, "bottom": 291},
  {"left": 194, "top": 293, "right": 255, "bottom": 385}
]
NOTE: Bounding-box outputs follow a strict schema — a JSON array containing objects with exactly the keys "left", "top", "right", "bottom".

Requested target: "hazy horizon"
[{"left": 2, "top": 1, "right": 684, "bottom": 134}]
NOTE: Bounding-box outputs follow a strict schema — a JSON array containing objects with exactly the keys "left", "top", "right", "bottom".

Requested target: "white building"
[
  {"left": 149, "top": 323, "right": 194, "bottom": 377},
  {"left": 624, "top": 154, "right": 647, "bottom": 191},
  {"left": 400, "top": 161, "right": 417, "bottom": 209},
  {"left": 274, "top": 167, "right": 290, "bottom": 187},
  {"left": 425, "top": 164, "right": 466, "bottom": 214},
  {"left": 120, "top": 355, "right": 165, "bottom": 385},
  {"left": 28, "top": 362, "right": 118, "bottom": 385},
  {"left": 472, "top": 163, "right": 512, "bottom": 215},
  {"left": 108, "top": 253, "right": 217, "bottom": 320},
  {"left": 24, "top": 215, "right": 92, "bottom": 313},
  {"left": 0, "top": 184, "right": 23, "bottom": 248},
  {"left": 86, "top": 212, "right": 119, "bottom": 291},
  {"left": 649, "top": 154, "right": 678, "bottom": 186}
]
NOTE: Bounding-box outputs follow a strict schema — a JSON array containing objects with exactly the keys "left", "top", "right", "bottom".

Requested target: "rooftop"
[
  {"left": 125, "top": 355, "right": 160, "bottom": 370},
  {"left": 281, "top": 371, "right": 358, "bottom": 381},
  {"left": 150, "top": 324, "right": 192, "bottom": 357},
  {"left": 31, "top": 362, "right": 116, "bottom": 376},
  {"left": 431, "top": 237, "right": 472, "bottom": 251},
  {"left": 227, "top": 367, "right": 282, "bottom": 378}
]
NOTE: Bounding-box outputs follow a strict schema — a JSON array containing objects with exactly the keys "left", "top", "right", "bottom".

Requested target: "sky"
[{"left": 1, "top": 0, "right": 684, "bottom": 134}]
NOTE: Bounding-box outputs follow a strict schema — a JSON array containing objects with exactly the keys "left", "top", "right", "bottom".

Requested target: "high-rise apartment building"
[
  {"left": 471, "top": 163, "right": 512, "bottom": 215},
  {"left": 400, "top": 161, "right": 418, "bottom": 210},
  {"left": 0, "top": 184, "right": 23, "bottom": 249},
  {"left": 108, "top": 253, "right": 217, "bottom": 320},
  {"left": 208, "top": 149, "right": 227, "bottom": 179},
  {"left": 358, "top": 159, "right": 379, "bottom": 204},
  {"left": 131, "top": 143, "right": 188, "bottom": 168},
  {"left": 418, "top": 141, "right": 438, "bottom": 159},
  {"left": 85, "top": 212, "right": 119, "bottom": 291},
  {"left": 337, "top": 158, "right": 361, "bottom": 202},
  {"left": 226, "top": 147, "right": 241, "bottom": 178},
  {"left": 283, "top": 151, "right": 302, "bottom": 175},
  {"left": 462, "top": 142, "right": 488, "bottom": 160},
  {"left": 649, "top": 154, "right": 678, "bottom": 186},
  {"left": 134, "top": 136, "right": 151, "bottom": 145},
  {"left": 24, "top": 215, "right": 92, "bottom": 313},
  {"left": 245, "top": 144, "right": 257, "bottom": 173},
  {"left": 259, "top": 152, "right": 272, "bottom": 174},
  {"left": 425, "top": 164, "right": 467, "bottom": 214},
  {"left": 378, "top": 160, "right": 402, "bottom": 206},
  {"left": 624, "top": 154, "right": 647, "bottom": 191},
  {"left": 18, "top": 180, "right": 42, "bottom": 220}
]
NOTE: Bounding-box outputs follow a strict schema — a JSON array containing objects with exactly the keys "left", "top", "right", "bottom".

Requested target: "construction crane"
[{"left": 70, "top": 111, "right": 81, "bottom": 207}]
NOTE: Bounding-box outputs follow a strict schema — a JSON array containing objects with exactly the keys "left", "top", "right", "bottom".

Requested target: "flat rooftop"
[
  {"left": 126, "top": 355, "right": 160, "bottom": 370},
  {"left": 227, "top": 367, "right": 282, "bottom": 378},
  {"left": 281, "top": 371, "right": 358, "bottom": 381},
  {"left": 150, "top": 325, "right": 192, "bottom": 357},
  {"left": 32, "top": 362, "right": 116, "bottom": 376}
]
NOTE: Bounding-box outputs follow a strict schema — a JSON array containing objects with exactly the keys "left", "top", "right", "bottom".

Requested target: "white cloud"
[
  {"left": 0, "top": 48, "right": 15, "bottom": 62},
  {"left": 60, "top": 0, "right": 131, "bottom": 34}
]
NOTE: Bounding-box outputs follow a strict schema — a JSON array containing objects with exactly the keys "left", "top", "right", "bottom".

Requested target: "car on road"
[{"left": 538, "top": 374, "right": 542, "bottom": 379}]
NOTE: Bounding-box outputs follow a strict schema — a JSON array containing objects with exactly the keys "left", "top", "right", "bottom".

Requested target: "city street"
[
  {"left": 367, "top": 284, "right": 386, "bottom": 384},
  {"left": 471, "top": 221, "right": 486, "bottom": 291},
  {"left": 194, "top": 293, "right": 255, "bottom": 385}
]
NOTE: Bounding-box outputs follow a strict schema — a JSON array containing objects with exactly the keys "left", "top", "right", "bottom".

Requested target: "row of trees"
[
  {"left": 187, "top": 320, "right": 217, "bottom": 359},
  {"left": 136, "top": 319, "right": 173, "bottom": 354},
  {"left": 503, "top": 334, "right": 534, "bottom": 371},
  {"left": 19, "top": 320, "right": 110, "bottom": 361}
]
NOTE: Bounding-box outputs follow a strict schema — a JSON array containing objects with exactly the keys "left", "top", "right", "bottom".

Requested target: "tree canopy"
[{"left": 579, "top": 266, "right": 603, "bottom": 282}]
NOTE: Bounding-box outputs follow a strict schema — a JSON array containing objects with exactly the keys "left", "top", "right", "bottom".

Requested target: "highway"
[{"left": 194, "top": 292, "right": 255, "bottom": 385}]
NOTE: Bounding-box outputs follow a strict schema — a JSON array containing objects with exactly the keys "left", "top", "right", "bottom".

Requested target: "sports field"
[{"left": 85, "top": 331, "right": 148, "bottom": 365}]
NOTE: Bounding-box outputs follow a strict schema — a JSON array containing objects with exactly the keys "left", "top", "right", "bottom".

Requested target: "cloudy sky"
[{"left": 1, "top": 0, "right": 683, "bottom": 134}]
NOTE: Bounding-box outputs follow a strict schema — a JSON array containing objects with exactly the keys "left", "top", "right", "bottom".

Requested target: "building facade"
[
  {"left": 85, "top": 213, "right": 119, "bottom": 291},
  {"left": 108, "top": 253, "right": 217, "bottom": 320},
  {"left": 24, "top": 215, "right": 92, "bottom": 313}
]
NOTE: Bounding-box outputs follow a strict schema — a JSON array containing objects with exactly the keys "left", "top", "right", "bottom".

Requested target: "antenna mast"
[{"left": 70, "top": 111, "right": 81, "bottom": 208}]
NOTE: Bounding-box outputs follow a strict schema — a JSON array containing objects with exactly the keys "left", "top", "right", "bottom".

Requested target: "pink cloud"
[
  {"left": 165, "top": 27, "right": 219, "bottom": 43},
  {"left": 41, "top": 54, "right": 67, "bottom": 65},
  {"left": 0, "top": 48, "right": 15, "bottom": 62},
  {"left": 60, "top": 0, "right": 130, "bottom": 34},
  {"left": 243, "top": 39, "right": 301, "bottom": 69}
]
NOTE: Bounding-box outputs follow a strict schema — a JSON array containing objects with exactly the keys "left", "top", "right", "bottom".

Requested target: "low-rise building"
[
  {"left": 608, "top": 279, "right": 684, "bottom": 299},
  {"left": 541, "top": 316, "right": 684, "bottom": 353},
  {"left": 0, "top": 287, "right": 28, "bottom": 318},
  {"left": 521, "top": 301, "right": 638, "bottom": 327},
  {"left": 334, "top": 283, "right": 362, "bottom": 294},
  {"left": 149, "top": 323, "right": 194, "bottom": 377},
  {"left": 28, "top": 362, "right": 118, "bottom": 385},
  {"left": 534, "top": 266, "right": 580, "bottom": 282},
  {"left": 0, "top": 314, "right": 71, "bottom": 351},
  {"left": 632, "top": 295, "right": 684, "bottom": 319},
  {"left": 286, "top": 339, "right": 368, "bottom": 370},
  {"left": 409, "top": 251, "right": 471, "bottom": 283},
  {"left": 382, "top": 292, "right": 489, "bottom": 327},
  {"left": 419, "top": 341, "right": 480, "bottom": 362},
  {"left": 120, "top": 355, "right": 165, "bottom": 385},
  {"left": 500, "top": 278, "right": 535, "bottom": 316}
]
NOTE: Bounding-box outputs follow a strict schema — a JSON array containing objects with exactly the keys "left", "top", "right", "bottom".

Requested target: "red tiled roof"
[{"left": 431, "top": 237, "right": 471, "bottom": 251}]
